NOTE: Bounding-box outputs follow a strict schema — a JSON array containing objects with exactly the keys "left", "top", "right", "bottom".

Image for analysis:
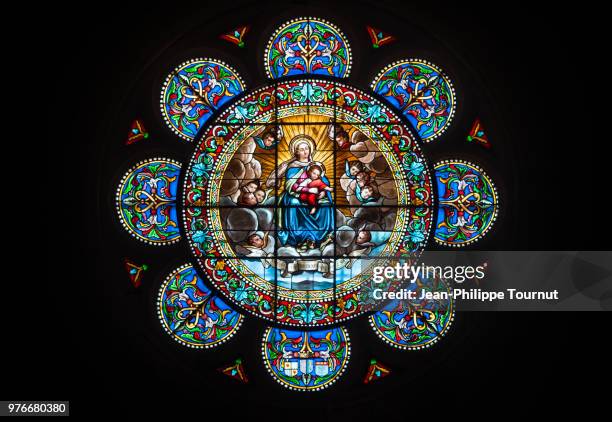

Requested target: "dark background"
[{"left": 26, "top": 0, "right": 609, "bottom": 417}]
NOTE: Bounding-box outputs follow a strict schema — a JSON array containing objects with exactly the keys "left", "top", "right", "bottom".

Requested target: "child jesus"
[{"left": 294, "top": 164, "right": 333, "bottom": 214}]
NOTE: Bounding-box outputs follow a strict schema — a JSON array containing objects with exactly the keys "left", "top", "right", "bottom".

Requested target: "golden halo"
[{"left": 288, "top": 135, "right": 316, "bottom": 158}]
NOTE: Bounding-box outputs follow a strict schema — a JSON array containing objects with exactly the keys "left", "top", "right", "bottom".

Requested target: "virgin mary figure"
[{"left": 266, "top": 135, "right": 334, "bottom": 250}]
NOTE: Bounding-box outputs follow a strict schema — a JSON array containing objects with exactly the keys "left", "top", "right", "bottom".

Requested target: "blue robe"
[{"left": 278, "top": 165, "right": 334, "bottom": 246}]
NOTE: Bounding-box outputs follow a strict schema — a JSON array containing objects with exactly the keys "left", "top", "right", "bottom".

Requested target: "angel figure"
[
  {"left": 252, "top": 126, "right": 284, "bottom": 150},
  {"left": 237, "top": 231, "right": 275, "bottom": 268}
]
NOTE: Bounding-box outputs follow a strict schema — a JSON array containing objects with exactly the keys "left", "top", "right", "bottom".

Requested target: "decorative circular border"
[
  {"left": 261, "top": 326, "right": 351, "bottom": 391},
  {"left": 369, "top": 279, "right": 455, "bottom": 350},
  {"left": 207, "top": 114, "right": 412, "bottom": 301},
  {"left": 371, "top": 58, "right": 456, "bottom": 143},
  {"left": 115, "top": 157, "right": 182, "bottom": 245},
  {"left": 433, "top": 159, "right": 499, "bottom": 247},
  {"left": 180, "top": 79, "right": 436, "bottom": 326},
  {"left": 160, "top": 58, "right": 246, "bottom": 141},
  {"left": 182, "top": 79, "right": 410, "bottom": 127},
  {"left": 156, "top": 263, "right": 243, "bottom": 348},
  {"left": 264, "top": 17, "right": 353, "bottom": 79}
]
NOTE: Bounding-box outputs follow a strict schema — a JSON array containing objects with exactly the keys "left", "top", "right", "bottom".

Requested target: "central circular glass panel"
[{"left": 182, "top": 79, "right": 434, "bottom": 327}]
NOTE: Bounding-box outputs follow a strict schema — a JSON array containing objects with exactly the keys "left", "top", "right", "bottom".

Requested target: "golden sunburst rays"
[
  {"left": 334, "top": 150, "right": 355, "bottom": 207},
  {"left": 256, "top": 114, "right": 337, "bottom": 196},
  {"left": 277, "top": 114, "right": 334, "bottom": 163},
  {"left": 244, "top": 114, "right": 393, "bottom": 207}
]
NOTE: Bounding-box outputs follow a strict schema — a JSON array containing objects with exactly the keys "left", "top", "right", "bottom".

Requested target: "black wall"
[{"left": 34, "top": 1, "right": 609, "bottom": 417}]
